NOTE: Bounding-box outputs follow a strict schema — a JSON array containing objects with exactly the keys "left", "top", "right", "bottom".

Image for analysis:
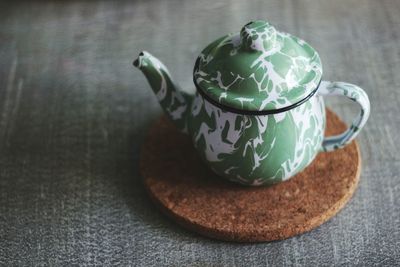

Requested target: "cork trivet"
[{"left": 140, "top": 109, "right": 361, "bottom": 242}]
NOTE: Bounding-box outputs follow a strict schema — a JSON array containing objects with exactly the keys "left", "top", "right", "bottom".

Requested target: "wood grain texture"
[{"left": 0, "top": 0, "right": 399, "bottom": 265}]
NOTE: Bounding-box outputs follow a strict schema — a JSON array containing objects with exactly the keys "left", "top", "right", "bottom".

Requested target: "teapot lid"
[{"left": 193, "top": 20, "right": 322, "bottom": 113}]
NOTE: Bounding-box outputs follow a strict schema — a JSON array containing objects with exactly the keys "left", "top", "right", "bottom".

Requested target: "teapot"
[{"left": 133, "top": 20, "right": 370, "bottom": 186}]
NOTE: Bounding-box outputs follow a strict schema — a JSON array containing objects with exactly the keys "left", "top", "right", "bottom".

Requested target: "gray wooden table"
[{"left": 0, "top": 0, "right": 399, "bottom": 266}]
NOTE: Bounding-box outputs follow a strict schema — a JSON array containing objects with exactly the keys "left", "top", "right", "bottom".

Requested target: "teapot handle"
[{"left": 318, "top": 81, "right": 370, "bottom": 152}]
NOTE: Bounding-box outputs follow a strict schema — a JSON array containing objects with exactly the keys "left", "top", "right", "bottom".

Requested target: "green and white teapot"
[{"left": 134, "top": 20, "right": 370, "bottom": 186}]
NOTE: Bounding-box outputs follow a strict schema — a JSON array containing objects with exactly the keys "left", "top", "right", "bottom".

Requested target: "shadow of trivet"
[{"left": 140, "top": 109, "right": 361, "bottom": 242}]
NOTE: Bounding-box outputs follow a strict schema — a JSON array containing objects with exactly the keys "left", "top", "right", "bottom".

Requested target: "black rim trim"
[
  {"left": 193, "top": 77, "right": 322, "bottom": 115},
  {"left": 193, "top": 56, "right": 322, "bottom": 115}
]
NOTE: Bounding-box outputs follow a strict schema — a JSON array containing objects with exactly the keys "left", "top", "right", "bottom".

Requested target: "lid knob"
[{"left": 240, "top": 20, "right": 277, "bottom": 52}]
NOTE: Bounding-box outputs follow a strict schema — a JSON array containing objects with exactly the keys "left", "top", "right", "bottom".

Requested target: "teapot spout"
[{"left": 133, "top": 51, "right": 193, "bottom": 133}]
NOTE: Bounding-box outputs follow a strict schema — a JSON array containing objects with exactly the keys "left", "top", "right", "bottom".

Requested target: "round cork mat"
[{"left": 140, "top": 109, "right": 361, "bottom": 242}]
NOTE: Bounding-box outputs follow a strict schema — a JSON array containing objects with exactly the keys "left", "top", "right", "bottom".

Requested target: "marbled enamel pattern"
[
  {"left": 317, "top": 81, "right": 370, "bottom": 152},
  {"left": 188, "top": 93, "right": 325, "bottom": 185},
  {"left": 134, "top": 51, "right": 192, "bottom": 133},
  {"left": 193, "top": 20, "right": 322, "bottom": 112},
  {"left": 134, "top": 20, "right": 370, "bottom": 186}
]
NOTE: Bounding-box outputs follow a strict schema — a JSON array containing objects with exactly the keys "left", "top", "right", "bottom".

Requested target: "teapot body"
[
  {"left": 134, "top": 20, "right": 370, "bottom": 186},
  {"left": 188, "top": 93, "right": 326, "bottom": 186}
]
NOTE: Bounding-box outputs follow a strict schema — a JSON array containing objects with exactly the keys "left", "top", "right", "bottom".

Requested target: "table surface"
[{"left": 0, "top": 0, "right": 399, "bottom": 266}]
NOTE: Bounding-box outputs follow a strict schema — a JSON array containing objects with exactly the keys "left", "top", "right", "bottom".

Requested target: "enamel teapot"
[{"left": 134, "top": 20, "right": 370, "bottom": 186}]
